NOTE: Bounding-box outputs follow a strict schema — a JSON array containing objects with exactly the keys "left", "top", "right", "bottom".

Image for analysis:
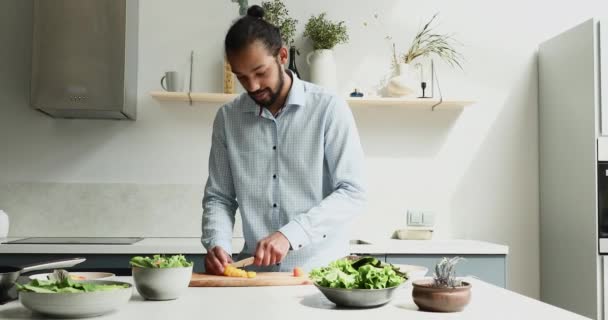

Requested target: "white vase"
[
  {"left": 386, "top": 63, "right": 417, "bottom": 97},
  {"left": 306, "top": 49, "right": 337, "bottom": 91},
  {"left": 0, "top": 210, "right": 8, "bottom": 238}
]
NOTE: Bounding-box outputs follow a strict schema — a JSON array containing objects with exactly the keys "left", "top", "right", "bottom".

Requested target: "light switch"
[{"left": 407, "top": 209, "right": 435, "bottom": 227}]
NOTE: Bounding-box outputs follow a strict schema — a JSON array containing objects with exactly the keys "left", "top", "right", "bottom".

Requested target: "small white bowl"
[
  {"left": 393, "top": 264, "right": 428, "bottom": 283},
  {"left": 132, "top": 266, "right": 192, "bottom": 301}
]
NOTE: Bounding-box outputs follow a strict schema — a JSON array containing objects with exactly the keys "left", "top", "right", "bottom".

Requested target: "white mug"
[
  {"left": 161, "top": 71, "right": 179, "bottom": 92},
  {"left": 0, "top": 210, "right": 8, "bottom": 238}
]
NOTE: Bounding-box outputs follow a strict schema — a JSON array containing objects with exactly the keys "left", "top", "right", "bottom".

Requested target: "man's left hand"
[{"left": 254, "top": 231, "right": 290, "bottom": 266}]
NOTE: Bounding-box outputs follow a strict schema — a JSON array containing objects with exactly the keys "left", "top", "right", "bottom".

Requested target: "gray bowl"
[
  {"left": 132, "top": 266, "right": 192, "bottom": 301},
  {"left": 314, "top": 283, "right": 403, "bottom": 308},
  {"left": 19, "top": 280, "right": 132, "bottom": 318}
]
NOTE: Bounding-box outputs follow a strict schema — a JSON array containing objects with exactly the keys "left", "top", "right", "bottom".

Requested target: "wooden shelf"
[{"left": 150, "top": 91, "right": 475, "bottom": 109}]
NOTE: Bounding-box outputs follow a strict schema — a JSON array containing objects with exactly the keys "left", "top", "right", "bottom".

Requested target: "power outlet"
[{"left": 406, "top": 209, "right": 435, "bottom": 228}]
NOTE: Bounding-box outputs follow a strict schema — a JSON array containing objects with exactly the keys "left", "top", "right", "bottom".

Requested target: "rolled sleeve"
[{"left": 201, "top": 107, "right": 238, "bottom": 252}]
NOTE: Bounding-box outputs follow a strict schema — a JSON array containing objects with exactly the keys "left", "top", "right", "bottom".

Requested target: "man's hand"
[
  {"left": 254, "top": 232, "right": 290, "bottom": 266},
  {"left": 204, "top": 246, "right": 233, "bottom": 275}
]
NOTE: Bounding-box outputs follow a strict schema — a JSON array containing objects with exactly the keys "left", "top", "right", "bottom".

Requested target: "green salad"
[
  {"left": 310, "top": 256, "right": 407, "bottom": 289},
  {"left": 129, "top": 254, "right": 193, "bottom": 268},
  {"left": 16, "top": 278, "right": 128, "bottom": 293}
]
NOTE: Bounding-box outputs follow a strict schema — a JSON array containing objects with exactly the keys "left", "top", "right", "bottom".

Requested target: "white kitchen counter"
[
  {"left": 0, "top": 277, "right": 585, "bottom": 319},
  {"left": 0, "top": 237, "right": 508, "bottom": 255}
]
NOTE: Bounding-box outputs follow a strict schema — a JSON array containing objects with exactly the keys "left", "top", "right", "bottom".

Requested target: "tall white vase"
[
  {"left": 306, "top": 49, "right": 337, "bottom": 91},
  {"left": 386, "top": 63, "right": 417, "bottom": 97},
  {"left": 0, "top": 210, "right": 8, "bottom": 238}
]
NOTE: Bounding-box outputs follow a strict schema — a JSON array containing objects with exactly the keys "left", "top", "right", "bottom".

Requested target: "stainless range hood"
[{"left": 30, "top": 0, "right": 139, "bottom": 120}]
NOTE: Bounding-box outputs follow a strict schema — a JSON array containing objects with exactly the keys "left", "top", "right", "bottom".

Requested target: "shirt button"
[
  {"left": 323, "top": 234, "right": 327, "bottom": 238},
  {"left": 273, "top": 174, "right": 277, "bottom": 179},
  {"left": 273, "top": 146, "right": 277, "bottom": 150},
  {"left": 298, "top": 244, "right": 302, "bottom": 248},
  {"left": 273, "top": 203, "right": 277, "bottom": 208}
]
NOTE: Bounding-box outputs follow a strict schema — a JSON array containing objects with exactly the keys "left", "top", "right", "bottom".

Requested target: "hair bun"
[{"left": 246, "top": 5, "right": 264, "bottom": 19}]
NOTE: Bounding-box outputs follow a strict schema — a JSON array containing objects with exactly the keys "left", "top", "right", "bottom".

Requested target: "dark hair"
[{"left": 224, "top": 5, "right": 283, "bottom": 56}]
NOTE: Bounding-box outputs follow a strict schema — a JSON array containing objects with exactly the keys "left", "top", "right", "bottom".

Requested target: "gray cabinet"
[
  {"left": 386, "top": 254, "right": 507, "bottom": 288},
  {"left": 0, "top": 254, "right": 207, "bottom": 275}
]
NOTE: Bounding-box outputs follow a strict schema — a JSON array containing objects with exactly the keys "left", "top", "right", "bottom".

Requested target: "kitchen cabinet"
[
  {"left": 0, "top": 254, "right": 207, "bottom": 274},
  {"left": 385, "top": 254, "right": 507, "bottom": 288},
  {"left": 0, "top": 253, "right": 506, "bottom": 289},
  {"left": 0, "top": 238, "right": 508, "bottom": 285},
  {"left": 539, "top": 18, "right": 605, "bottom": 319}
]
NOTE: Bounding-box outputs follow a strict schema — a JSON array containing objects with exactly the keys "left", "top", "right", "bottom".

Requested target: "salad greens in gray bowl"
[
  {"left": 310, "top": 256, "right": 408, "bottom": 308},
  {"left": 16, "top": 270, "right": 132, "bottom": 318}
]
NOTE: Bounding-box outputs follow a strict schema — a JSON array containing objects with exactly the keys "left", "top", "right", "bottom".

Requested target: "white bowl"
[
  {"left": 19, "top": 280, "right": 132, "bottom": 318},
  {"left": 393, "top": 264, "right": 428, "bottom": 283},
  {"left": 29, "top": 272, "right": 115, "bottom": 281},
  {"left": 132, "top": 266, "right": 192, "bottom": 300}
]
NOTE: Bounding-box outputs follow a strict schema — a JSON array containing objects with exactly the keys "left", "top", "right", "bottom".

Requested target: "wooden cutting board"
[{"left": 189, "top": 272, "right": 312, "bottom": 287}]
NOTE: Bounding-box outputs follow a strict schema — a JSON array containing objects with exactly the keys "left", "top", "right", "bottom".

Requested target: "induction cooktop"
[{"left": 2, "top": 237, "right": 144, "bottom": 245}]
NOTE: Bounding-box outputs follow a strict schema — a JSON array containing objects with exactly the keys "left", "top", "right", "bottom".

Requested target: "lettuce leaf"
[
  {"left": 310, "top": 257, "right": 407, "bottom": 289},
  {"left": 129, "top": 254, "right": 193, "bottom": 268}
]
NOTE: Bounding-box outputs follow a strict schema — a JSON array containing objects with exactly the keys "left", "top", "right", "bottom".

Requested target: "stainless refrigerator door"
[{"left": 31, "top": 0, "right": 126, "bottom": 117}]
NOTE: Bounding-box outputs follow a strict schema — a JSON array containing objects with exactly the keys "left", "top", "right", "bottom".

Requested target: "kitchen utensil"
[
  {"left": 132, "top": 265, "right": 192, "bottom": 300},
  {"left": 188, "top": 50, "right": 193, "bottom": 105},
  {"left": 0, "top": 210, "right": 8, "bottom": 238},
  {"left": 19, "top": 280, "right": 132, "bottom": 318},
  {"left": 189, "top": 272, "right": 311, "bottom": 287},
  {"left": 0, "top": 257, "right": 85, "bottom": 291},
  {"left": 314, "top": 283, "right": 403, "bottom": 308},
  {"left": 29, "top": 271, "right": 115, "bottom": 281},
  {"left": 230, "top": 257, "right": 254, "bottom": 268},
  {"left": 160, "top": 71, "right": 179, "bottom": 92}
]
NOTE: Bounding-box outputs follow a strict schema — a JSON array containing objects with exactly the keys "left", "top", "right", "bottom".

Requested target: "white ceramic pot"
[
  {"left": 386, "top": 63, "right": 417, "bottom": 97},
  {"left": 306, "top": 49, "right": 337, "bottom": 91},
  {"left": 132, "top": 266, "right": 193, "bottom": 300},
  {"left": 0, "top": 210, "right": 8, "bottom": 238}
]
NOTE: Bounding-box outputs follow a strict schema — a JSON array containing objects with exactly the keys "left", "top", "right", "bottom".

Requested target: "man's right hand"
[{"left": 204, "top": 246, "right": 233, "bottom": 275}]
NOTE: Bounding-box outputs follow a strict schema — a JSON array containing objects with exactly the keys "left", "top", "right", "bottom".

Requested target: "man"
[{"left": 202, "top": 5, "right": 366, "bottom": 275}]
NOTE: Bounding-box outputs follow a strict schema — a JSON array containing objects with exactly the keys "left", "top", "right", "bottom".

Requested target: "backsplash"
[{"left": 0, "top": 182, "right": 242, "bottom": 238}]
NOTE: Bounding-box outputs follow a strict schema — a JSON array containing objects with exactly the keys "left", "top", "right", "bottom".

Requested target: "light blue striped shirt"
[{"left": 202, "top": 74, "right": 366, "bottom": 272}]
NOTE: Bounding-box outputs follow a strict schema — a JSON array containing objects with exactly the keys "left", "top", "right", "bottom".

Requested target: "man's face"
[{"left": 228, "top": 41, "right": 286, "bottom": 107}]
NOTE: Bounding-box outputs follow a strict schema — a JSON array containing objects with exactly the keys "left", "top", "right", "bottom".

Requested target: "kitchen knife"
[{"left": 229, "top": 257, "right": 254, "bottom": 268}]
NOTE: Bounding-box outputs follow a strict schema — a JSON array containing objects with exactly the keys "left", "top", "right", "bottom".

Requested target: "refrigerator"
[{"left": 539, "top": 18, "right": 605, "bottom": 319}]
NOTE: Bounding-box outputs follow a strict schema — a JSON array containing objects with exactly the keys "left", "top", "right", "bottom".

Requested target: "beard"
[{"left": 248, "top": 60, "right": 284, "bottom": 107}]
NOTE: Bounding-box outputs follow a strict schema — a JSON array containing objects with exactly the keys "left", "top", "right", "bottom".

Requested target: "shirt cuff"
[
  {"left": 202, "top": 238, "right": 233, "bottom": 256},
  {"left": 279, "top": 221, "right": 311, "bottom": 251}
]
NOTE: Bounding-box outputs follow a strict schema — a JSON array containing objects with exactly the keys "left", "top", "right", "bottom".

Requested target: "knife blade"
[{"left": 229, "top": 257, "right": 254, "bottom": 268}]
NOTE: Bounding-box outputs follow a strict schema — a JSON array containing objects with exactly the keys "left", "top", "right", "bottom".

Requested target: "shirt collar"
[{"left": 240, "top": 71, "right": 306, "bottom": 113}]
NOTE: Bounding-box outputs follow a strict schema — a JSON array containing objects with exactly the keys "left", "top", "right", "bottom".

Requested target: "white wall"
[{"left": 3, "top": 0, "right": 608, "bottom": 299}]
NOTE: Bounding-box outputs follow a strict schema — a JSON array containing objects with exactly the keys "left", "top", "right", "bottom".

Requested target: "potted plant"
[
  {"left": 260, "top": 0, "right": 299, "bottom": 77},
  {"left": 412, "top": 257, "right": 471, "bottom": 312},
  {"left": 303, "top": 13, "right": 349, "bottom": 91},
  {"left": 387, "top": 13, "right": 463, "bottom": 97}
]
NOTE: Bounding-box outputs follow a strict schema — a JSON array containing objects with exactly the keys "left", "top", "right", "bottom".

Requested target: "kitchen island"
[{"left": 0, "top": 277, "right": 587, "bottom": 320}]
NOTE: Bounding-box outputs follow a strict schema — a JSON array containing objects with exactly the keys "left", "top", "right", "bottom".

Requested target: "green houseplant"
[
  {"left": 303, "top": 13, "right": 349, "bottom": 90},
  {"left": 261, "top": 0, "right": 300, "bottom": 77},
  {"left": 412, "top": 257, "right": 471, "bottom": 312},
  {"left": 261, "top": 0, "right": 297, "bottom": 47},
  {"left": 303, "top": 13, "right": 349, "bottom": 50}
]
